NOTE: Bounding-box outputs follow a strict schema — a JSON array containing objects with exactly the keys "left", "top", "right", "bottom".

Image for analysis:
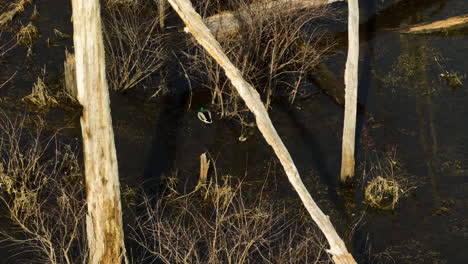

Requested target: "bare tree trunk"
[
  {"left": 340, "top": 0, "right": 359, "bottom": 182},
  {"left": 167, "top": 0, "right": 356, "bottom": 263},
  {"left": 71, "top": 0, "right": 127, "bottom": 263}
]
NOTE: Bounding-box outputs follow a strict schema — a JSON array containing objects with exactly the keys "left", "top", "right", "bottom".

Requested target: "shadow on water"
[{"left": 142, "top": 77, "right": 188, "bottom": 195}]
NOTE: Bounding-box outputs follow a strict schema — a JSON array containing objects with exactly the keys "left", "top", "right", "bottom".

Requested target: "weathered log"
[
  {"left": 167, "top": 0, "right": 356, "bottom": 263},
  {"left": 190, "top": 0, "right": 345, "bottom": 38},
  {"left": 0, "top": 0, "right": 30, "bottom": 28},
  {"left": 71, "top": 0, "right": 127, "bottom": 263},
  {"left": 399, "top": 14, "right": 468, "bottom": 34},
  {"left": 340, "top": 0, "right": 359, "bottom": 182}
]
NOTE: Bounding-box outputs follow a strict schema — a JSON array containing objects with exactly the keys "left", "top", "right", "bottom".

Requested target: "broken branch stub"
[{"left": 167, "top": 0, "right": 356, "bottom": 263}]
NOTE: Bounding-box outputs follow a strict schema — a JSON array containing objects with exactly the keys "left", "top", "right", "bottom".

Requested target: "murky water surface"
[{"left": 0, "top": 0, "right": 467, "bottom": 263}]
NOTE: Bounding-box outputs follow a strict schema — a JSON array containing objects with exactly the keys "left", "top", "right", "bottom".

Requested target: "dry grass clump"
[
  {"left": 15, "top": 22, "right": 38, "bottom": 47},
  {"left": 364, "top": 176, "right": 400, "bottom": 210},
  {"left": 23, "top": 69, "right": 58, "bottom": 108},
  {"left": 130, "top": 175, "right": 331, "bottom": 264},
  {"left": 186, "top": 0, "right": 332, "bottom": 118},
  {"left": 362, "top": 148, "right": 417, "bottom": 210},
  {"left": 0, "top": 115, "right": 87, "bottom": 264},
  {"left": 0, "top": 0, "right": 32, "bottom": 28},
  {"left": 103, "top": 0, "right": 167, "bottom": 92}
]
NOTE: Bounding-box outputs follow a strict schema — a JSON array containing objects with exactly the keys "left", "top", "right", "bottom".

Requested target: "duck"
[{"left": 197, "top": 107, "right": 212, "bottom": 124}]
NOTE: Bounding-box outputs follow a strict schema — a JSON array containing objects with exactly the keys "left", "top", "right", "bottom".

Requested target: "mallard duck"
[{"left": 197, "top": 107, "right": 212, "bottom": 124}]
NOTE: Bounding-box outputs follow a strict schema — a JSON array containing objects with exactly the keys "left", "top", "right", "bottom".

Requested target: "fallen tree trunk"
[
  {"left": 399, "top": 14, "right": 468, "bottom": 34},
  {"left": 340, "top": 0, "right": 359, "bottom": 182},
  {"left": 71, "top": 0, "right": 127, "bottom": 263},
  {"left": 192, "top": 0, "right": 345, "bottom": 38},
  {"left": 168, "top": 0, "right": 356, "bottom": 263}
]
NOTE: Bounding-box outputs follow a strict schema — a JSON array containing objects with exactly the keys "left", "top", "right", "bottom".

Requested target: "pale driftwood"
[
  {"left": 400, "top": 14, "right": 468, "bottom": 34},
  {"left": 63, "top": 50, "right": 77, "bottom": 99},
  {"left": 168, "top": 0, "right": 356, "bottom": 263},
  {"left": 0, "top": 0, "right": 30, "bottom": 28},
  {"left": 340, "top": 0, "right": 359, "bottom": 182},
  {"left": 71, "top": 0, "right": 127, "bottom": 263},
  {"left": 190, "top": 0, "right": 345, "bottom": 38},
  {"left": 199, "top": 152, "right": 210, "bottom": 186}
]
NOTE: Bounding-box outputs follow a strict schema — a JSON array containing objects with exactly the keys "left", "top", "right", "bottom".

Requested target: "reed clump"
[
  {"left": 186, "top": 0, "right": 332, "bottom": 119},
  {"left": 0, "top": 115, "right": 87, "bottom": 264},
  {"left": 130, "top": 174, "right": 332, "bottom": 264},
  {"left": 362, "top": 148, "right": 418, "bottom": 210},
  {"left": 103, "top": 0, "right": 167, "bottom": 92},
  {"left": 23, "top": 70, "right": 58, "bottom": 108},
  {"left": 364, "top": 176, "right": 400, "bottom": 210},
  {"left": 15, "top": 22, "right": 38, "bottom": 47}
]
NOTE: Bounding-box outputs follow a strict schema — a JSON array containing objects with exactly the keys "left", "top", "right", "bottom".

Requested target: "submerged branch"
[
  {"left": 192, "top": 0, "right": 345, "bottom": 38},
  {"left": 399, "top": 14, "right": 468, "bottom": 34}
]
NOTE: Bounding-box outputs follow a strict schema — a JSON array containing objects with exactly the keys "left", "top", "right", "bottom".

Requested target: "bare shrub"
[
  {"left": 0, "top": 114, "right": 87, "bottom": 264},
  {"left": 130, "top": 175, "right": 332, "bottom": 264},
  {"left": 103, "top": 0, "right": 167, "bottom": 92},
  {"left": 186, "top": 0, "right": 332, "bottom": 118}
]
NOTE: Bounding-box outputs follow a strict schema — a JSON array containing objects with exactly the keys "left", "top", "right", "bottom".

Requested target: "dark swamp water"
[{"left": 0, "top": 0, "right": 467, "bottom": 263}]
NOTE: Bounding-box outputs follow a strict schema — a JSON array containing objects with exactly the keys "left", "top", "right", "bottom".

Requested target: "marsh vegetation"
[{"left": 0, "top": 0, "right": 467, "bottom": 263}]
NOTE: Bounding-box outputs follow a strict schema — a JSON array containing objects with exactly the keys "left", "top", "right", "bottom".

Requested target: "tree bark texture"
[{"left": 71, "top": 0, "right": 127, "bottom": 263}]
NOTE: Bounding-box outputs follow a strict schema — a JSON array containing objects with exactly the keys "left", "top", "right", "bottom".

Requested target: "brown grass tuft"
[
  {"left": 16, "top": 22, "right": 38, "bottom": 47},
  {"left": 22, "top": 68, "right": 58, "bottom": 108},
  {"left": 362, "top": 148, "right": 418, "bottom": 210}
]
